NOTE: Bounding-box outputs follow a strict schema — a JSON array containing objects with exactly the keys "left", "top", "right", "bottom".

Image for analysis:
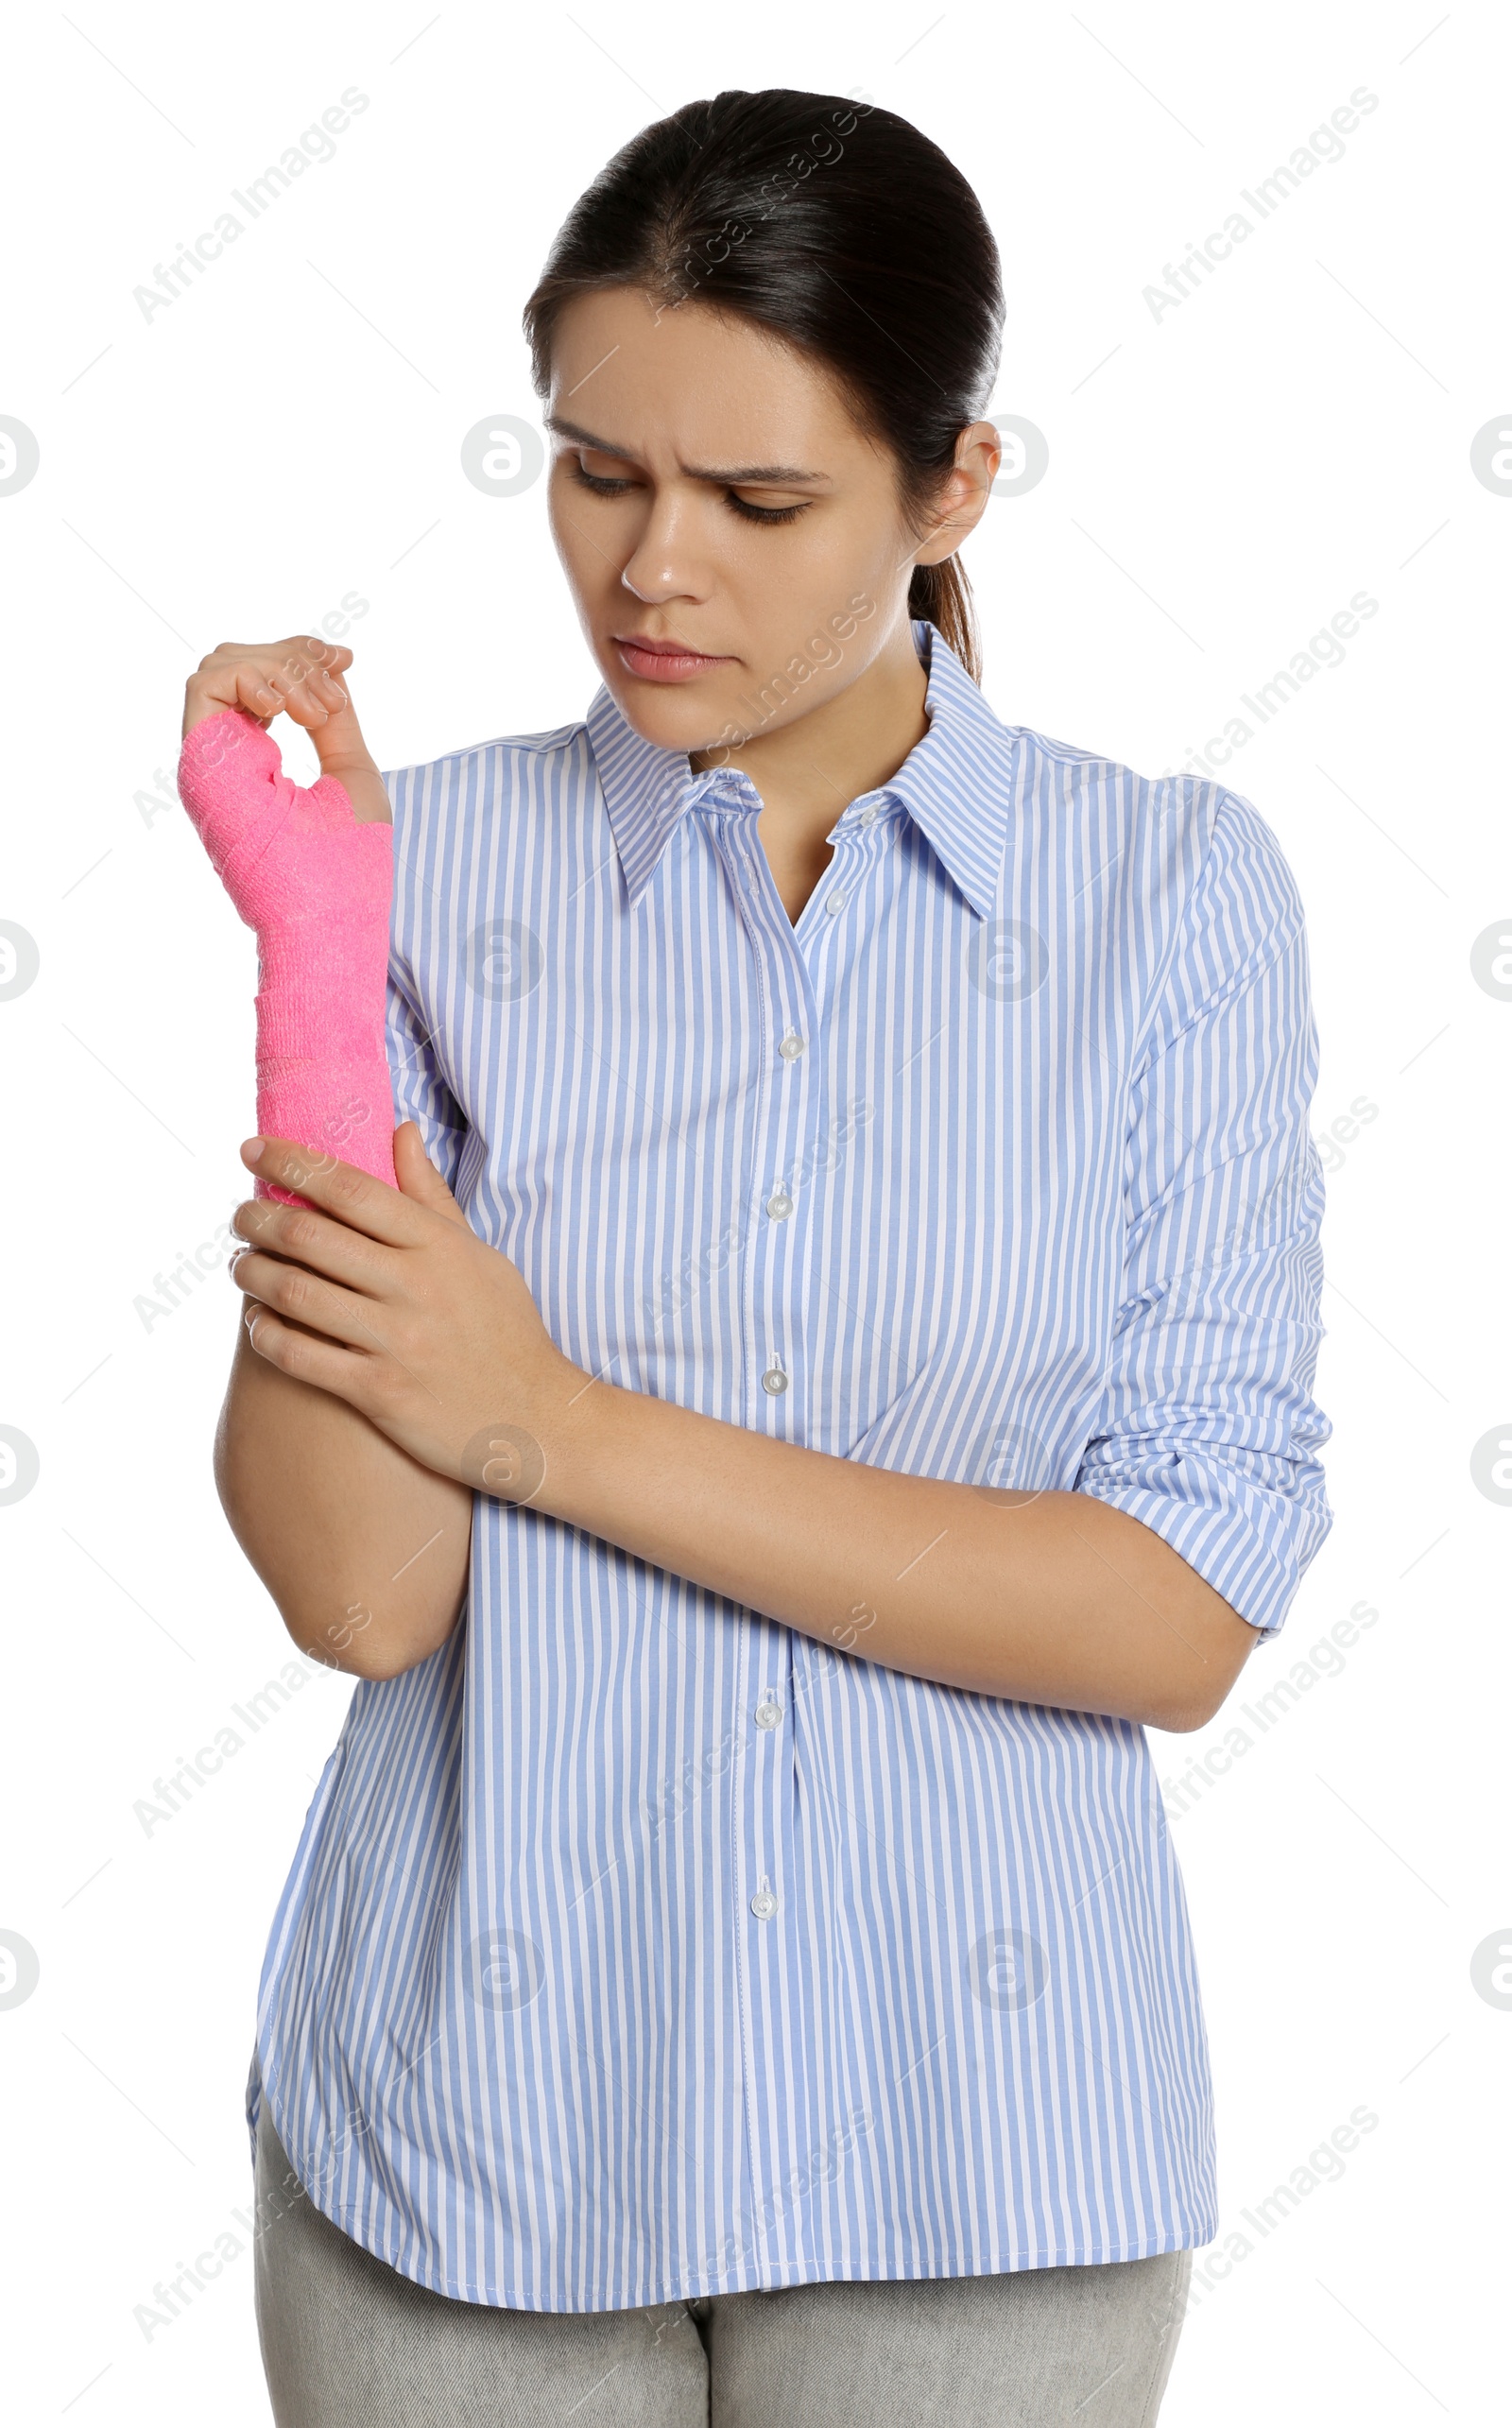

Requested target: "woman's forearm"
[
  {"left": 534, "top": 1369, "right": 1258, "bottom": 1731},
  {"left": 216, "top": 1135, "right": 1257, "bottom": 1719},
  {"left": 174, "top": 645, "right": 472, "bottom": 1677},
  {"left": 215, "top": 1314, "right": 472, "bottom": 1679}
]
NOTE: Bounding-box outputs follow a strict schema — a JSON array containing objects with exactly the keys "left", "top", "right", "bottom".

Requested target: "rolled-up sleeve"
[{"left": 1074, "top": 786, "right": 1332, "bottom": 1635}]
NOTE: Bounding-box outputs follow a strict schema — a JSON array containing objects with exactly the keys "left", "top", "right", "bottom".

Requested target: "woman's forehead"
[{"left": 545, "top": 290, "right": 864, "bottom": 463}]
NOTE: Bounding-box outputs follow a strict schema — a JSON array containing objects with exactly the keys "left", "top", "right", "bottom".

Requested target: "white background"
[{"left": 2, "top": 3, "right": 1505, "bottom": 2419}]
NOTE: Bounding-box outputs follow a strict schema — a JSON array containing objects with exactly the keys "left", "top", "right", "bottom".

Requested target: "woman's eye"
[
  {"left": 568, "top": 459, "right": 811, "bottom": 527},
  {"left": 725, "top": 493, "right": 811, "bottom": 526},
  {"left": 570, "top": 462, "right": 635, "bottom": 496}
]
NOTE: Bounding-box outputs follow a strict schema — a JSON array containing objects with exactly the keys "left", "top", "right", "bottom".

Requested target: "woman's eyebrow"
[{"left": 544, "top": 412, "right": 830, "bottom": 485}]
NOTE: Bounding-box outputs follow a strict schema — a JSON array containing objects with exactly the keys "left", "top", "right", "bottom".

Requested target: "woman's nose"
[{"left": 617, "top": 489, "right": 710, "bottom": 603}]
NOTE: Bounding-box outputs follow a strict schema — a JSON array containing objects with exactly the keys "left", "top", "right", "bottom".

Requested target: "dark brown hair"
[{"left": 522, "top": 89, "right": 1005, "bottom": 683}]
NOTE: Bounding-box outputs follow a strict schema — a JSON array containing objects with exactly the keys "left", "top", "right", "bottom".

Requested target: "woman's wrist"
[{"left": 507, "top": 1357, "right": 630, "bottom": 1529}]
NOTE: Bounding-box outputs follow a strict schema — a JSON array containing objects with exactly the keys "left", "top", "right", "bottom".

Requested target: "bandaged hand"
[{"left": 177, "top": 637, "right": 398, "bottom": 1208}]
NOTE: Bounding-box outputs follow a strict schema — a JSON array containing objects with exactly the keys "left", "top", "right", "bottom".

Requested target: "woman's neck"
[{"left": 688, "top": 617, "right": 931, "bottom": 924}]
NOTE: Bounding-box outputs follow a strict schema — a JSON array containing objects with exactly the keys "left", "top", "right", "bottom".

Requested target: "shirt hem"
[{"left": 250, "top": 2058, "right": 1215, "bottom": 2313}]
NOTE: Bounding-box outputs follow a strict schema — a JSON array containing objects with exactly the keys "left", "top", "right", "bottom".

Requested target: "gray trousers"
[{"left": 253, "top": 2103, "right": 1192, "bottom": 2425}]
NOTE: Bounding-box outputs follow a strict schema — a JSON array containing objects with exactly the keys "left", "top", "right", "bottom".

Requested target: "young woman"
[{"left": 181, "top": 88, "right": 1331, "bottom": 2426}]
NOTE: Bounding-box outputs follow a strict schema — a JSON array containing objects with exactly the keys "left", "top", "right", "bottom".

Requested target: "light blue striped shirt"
[{"left": 246, "top": 618, "right": 1331, "bottom": 2309}]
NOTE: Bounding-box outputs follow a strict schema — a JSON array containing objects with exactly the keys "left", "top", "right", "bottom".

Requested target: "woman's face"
[{"left": 543, "top": 285, "right": 990, "bottom": 757}]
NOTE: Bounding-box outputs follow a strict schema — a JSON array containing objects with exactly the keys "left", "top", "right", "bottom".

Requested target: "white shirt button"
[
  {"left": 826, "top": 889, "right": 849, "bottom": 915},
  {"left": 779, "top": 1031, "right": 805, "bottom": 1060},
  {"left": 762, "top": 1364, "right": 788, "bottom": 1395},
  {"left": 755, "top": 1699, "right": 782, "bottom": 1731},
  {"left": 859, "top": 803, "right": 878, "bottom": 828},
  {"left": 750, "top": 1879, "right": 780, "bottom": 1920},
  {"left": 765, "top": 1191, "right": 793, "bottom": 1220}
]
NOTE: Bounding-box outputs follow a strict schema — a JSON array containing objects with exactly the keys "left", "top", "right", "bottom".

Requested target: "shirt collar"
[{"left": 584, "top": 618, "right": 1015, "bottom": 921}]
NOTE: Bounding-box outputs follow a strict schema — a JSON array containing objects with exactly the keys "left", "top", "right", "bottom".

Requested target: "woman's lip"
[
  {"left": 613, "top": 636, "right": 734, "bottom": 683},
  {"left": 611, "top": 634, "right": 730, "bottom": 659}
]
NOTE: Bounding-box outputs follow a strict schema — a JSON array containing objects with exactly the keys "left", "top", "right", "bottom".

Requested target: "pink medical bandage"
[{"left": 177, "top": 706, "right": 398, "bottom": 1208}]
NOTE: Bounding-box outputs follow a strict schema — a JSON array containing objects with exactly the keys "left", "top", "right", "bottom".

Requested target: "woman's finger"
[
  {"left": 231, "top": 1247, "right": 391, "bottom": 1354},
  {"left": 241, "top": 1302, "right": 372, "bottom": 1405},
  {"left": 195, "top": 637, "right": 341, "bottom": 722},
  {"left": 232, "top": 667, "right": 287, "bottom": 724},
  {"left": 223, "top": 662, "right": 333, "bottom": 730},
  {"left": 231, "top": 1188, "right": 404, "bottom": 1296},
  {"left": 183, "top": 638, "right": 358, "bottom": 741},
  {"left": 242, "top": 1137, "right": 432, "bottom": 1248},
  {"left": 262, "top": 662, "right": 333, "bottom": 729},
  {"left": 268, "top": 635, "right": 345, "bottom": 685}
]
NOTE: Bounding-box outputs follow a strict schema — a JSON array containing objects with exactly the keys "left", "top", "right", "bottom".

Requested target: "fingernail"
[{"left": 241, "top": 1137, "right": 266, "bottom": 1163}]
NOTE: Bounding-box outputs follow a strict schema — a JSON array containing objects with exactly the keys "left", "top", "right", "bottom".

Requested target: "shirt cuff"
[{"left": 1075, "top": 1444, "right": 1332, "bottom": 1637}]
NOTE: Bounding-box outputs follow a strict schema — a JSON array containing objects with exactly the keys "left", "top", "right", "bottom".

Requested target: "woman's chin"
[{"left": 606, "top": 675, "right": 748, "bottom": 758}]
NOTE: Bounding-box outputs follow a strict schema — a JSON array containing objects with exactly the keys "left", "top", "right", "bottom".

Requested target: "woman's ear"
[{"left": 912, "top": 422, "right": 1002, "bottom": 567}]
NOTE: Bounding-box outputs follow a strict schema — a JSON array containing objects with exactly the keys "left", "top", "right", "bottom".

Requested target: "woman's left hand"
[{"left": 227, "top": 1124, "right": 580, "bottom": 1499}]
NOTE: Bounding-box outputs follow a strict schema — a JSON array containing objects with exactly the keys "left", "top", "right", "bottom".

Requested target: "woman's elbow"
[
  {"left": 283, "top": 1592, "right": 466, "bottom": 1681},
  {"left": 1150, "top": 1611, "right": 1261, "bottom": 1732}
]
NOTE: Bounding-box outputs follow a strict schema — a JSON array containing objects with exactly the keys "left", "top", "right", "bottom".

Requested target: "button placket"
[
  {"left": 735, "top": 1611, "right": 801, "bottom": 2275},
  {"left": 708, "top": 801, "right": 808, "bottom": 1435},
  {"left": 747, "top": 905, "right": 814, "bottom": 1436},
  {"left": 721, "top": 794, "right": 864, "bottom": 2276},
  {"left": 818, "top": 834, "right": 855, "bottom": 924}
]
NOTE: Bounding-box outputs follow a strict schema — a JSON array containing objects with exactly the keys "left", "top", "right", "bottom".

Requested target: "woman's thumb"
[
  {"left": 311, "top": 702, "right": 391, "bottom": 824},
  {"left": 392, "top": 1119, "right": 467, "bottom": 1220}
]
